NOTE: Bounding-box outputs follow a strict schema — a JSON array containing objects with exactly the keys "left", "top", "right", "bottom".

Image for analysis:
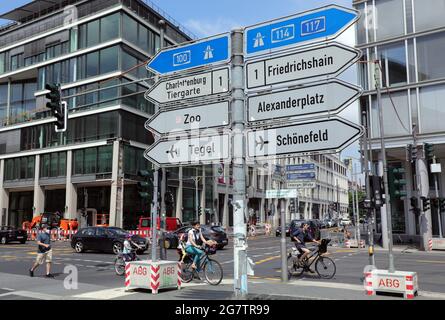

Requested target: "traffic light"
[
  {"left": 369, "top": 175, "right": 383, "bottom": 208},
  {"left": 198, "top": 206, "right": 203, "bottom": 216},
  {"left": 137, "top": 169, "right": 154, "bottom": 200},
  {"left": 388, "top": 166, "right": 407, "bottom": 198},
  {"left": 440, "top": 198, "right": 445, "bottom": 212},
  {"left": 409, "top": 197, "right": 420, "bottom": 215},
  {"left": 424, "top": 143, "right": 434, "bottom": 161},
  {"left": 45, "top": 83, "right": 67, "bottom": 132},
  {"left": 421, "top": 196, "right": 430, "bottom": 212},
  {"left": 407, "top": 144, "right": 417, "bottom": 163}
]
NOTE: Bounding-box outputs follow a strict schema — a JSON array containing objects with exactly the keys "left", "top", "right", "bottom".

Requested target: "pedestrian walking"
[{"left": 29, "top": 225, "right": 54, "bottom": 278}]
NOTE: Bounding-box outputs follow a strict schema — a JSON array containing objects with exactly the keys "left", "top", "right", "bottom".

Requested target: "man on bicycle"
[
  {"left": 291, "top": 223, "right": 321, "bottom": 272},
  {"left": 123, "top": 234, "right": 142, "bottom": 262},
  {"left": 185, "top": 221, "right": 213, "bottom": 271}
]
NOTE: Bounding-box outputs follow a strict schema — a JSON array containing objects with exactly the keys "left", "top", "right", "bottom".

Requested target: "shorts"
[
  {"left": 35, "top": 250, "right": 52, "bottom": 265},
  {"left": 294, "top": 243, "right": 307, "bottom": 254}
]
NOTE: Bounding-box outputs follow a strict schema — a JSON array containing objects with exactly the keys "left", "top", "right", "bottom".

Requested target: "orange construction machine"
[{"left": 22, "top": 212, "right": 78, "bottom": 234}]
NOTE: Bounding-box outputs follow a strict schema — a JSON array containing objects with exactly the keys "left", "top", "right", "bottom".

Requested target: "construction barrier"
[
  {"left": 26, "top": 229, "right": 76, "bottom": 241},
  {"left": 345, "top": 239, "right": 366, "bottom": 248},
  {"left": 248, "top": 225, "right": 256, "bottom": 237},
  {"left": 128, "top": 230, "right": 151, "bottom": 238},
  {"left": 364, "top": 269, "right": 418, "bottom": 299},
  {"left": 124, "top": 260, "right": 180, "bottom": 294},
  {"left": 265, "top": 223, "right": 271, "bottom": 236},
  {"left": 430, "top": 238, "right": 445, "bottom": 251}
]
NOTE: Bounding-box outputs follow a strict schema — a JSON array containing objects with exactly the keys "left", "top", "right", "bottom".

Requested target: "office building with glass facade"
[{"left": 354, "top": 0, "right": 445, "bottom": 241}]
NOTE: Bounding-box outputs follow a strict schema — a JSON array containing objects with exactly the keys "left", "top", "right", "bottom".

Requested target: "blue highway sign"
[
  {"left": 287, "top": 172, "right": 316, "bottom": 180},
  {"left": 147, "top": 34, "right": 230, "bottom": 75},
  {"left": 245, "top": 4, "right": 359, "bottom": 57},
  {"left": 286, "top": 164, "right": 315, "bottom": 171}
]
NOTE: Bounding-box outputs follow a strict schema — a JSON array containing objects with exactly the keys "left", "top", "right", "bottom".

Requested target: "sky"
[{"left": 0, "top": 0, "right": 361, "bottom": 174}]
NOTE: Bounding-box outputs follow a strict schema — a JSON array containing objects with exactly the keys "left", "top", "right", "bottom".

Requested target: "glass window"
[
  {"left": 59, "top": 152, "right": 66, "bottom": 176},
  {"left": 378, "top": 42, "right": 407, "bottom": 87},
  {"left": 100, "top": 79, "right": 119, "bottom": 107},
  {"left": 417, "top": 32, "right": 445, "bottom": 82},
  {"left": 374, "top": 0, "right": 405, "bottom": 40},
  {"left": 138, "top": 25, "right": 149, "bottom": 52},
  {"left": 123, "top": 14, "right": 138, "bottom": 45},
  {"left": 371, "top": 91, "right": 410, "bottom": 138},
  {"left": 86, "top": 51, "right": 99, "bottom": 78},
  {"left": 87, "top": 20, "right": 100, "bottom": 47},
  {"left": 100, "top": 46, "right": 119, "bottom": 74},
  {"left": 42, "top": 154, "right": 50, "bottom": 177},
  {"left": 98, "top": 112, "right": 117, "bottom": 139},
  {"left": 78, "top": 24, "right": 87, "bottom": 49},
  {"left": 414, "top": 0, "right": 445, "bottom": 32},
  {"left": 50, "top": 153, "right": 58, "bottom": 177},
  {"left": 101, "top": 13, "right": 120, "bottom": 42},
  {"left": 84, "top": 148, "right": 97, "bottom": 174},
  {"left": 98, "top": 145, "right": 113, "bottom": 173},
  {"left": 74, "top": 149, "right": 84, "bottom": 175},
  {"left": 27, "top": 156, "right": 34, "bottom": 178},
  {"left": 419, "top": 84, "right": 445, "bottom": 133}
]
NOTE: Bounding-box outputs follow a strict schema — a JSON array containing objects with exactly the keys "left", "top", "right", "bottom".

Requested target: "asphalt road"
[{"left": 1, "top": 235, "right": 445, "bottom": 300}]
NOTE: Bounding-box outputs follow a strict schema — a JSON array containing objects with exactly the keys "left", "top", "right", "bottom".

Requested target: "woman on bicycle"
[{"left": 185, "top": 221, "right": 213, "bottom": 271}]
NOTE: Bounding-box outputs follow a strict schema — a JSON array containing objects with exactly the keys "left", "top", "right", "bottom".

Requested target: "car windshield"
[{"left": 211, "top": 226, "right": 225, "bottom": 233}]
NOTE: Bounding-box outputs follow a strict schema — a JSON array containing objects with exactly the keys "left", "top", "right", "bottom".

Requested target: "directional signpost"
[
  {"left": 246, "top": 42, "right": 361, "bottom": 89},
  {"left": 147, "top": 33, "right": 230, "bottom": 75},
  {"left": 144, "top": 133, "right": 230, "bottom": 166},
  {"left": 287, "top": 172, "right": 316, "bottom": 180},
  {"left": 145, "top": 101, "right": 230, "bottom": 135},
  {"left": 145, "top": 68, "right": 230, "bottom": 105},
  {"left": 287, "top": 181, "right": 316, "bottom": 189},
  {"left": 247, "top": 117, "right": 363, "bottom": 159},
  {"left": 245, "top": 4, "right": 359, "bottom": 57},
  {"left": 247, "top": 79, "right": 362, "bottom": 122}
]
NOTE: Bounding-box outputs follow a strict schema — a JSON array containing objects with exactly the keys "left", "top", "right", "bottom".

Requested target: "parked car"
[
  {"left": 71, "top": 227, "right": 149, "bottom": 254},
  {"left": 275, "top": 224, "right": 291, "bottom": 237},
  {"left": 340, "top": 218, "right": 352, "bottom": 226},
  {"left": 164, "top": 225, "right": 228, "bottom": 250},
  {"left": 0, "top": 226, "right": 27, "bottom": 244},
  {"left": 289, "top": 219, "right": 321, "bottom": 240}
]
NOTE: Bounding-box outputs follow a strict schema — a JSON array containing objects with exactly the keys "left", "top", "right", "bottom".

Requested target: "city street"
[{"left": 1, "top": 235, "right": 445, "bottom": 300}]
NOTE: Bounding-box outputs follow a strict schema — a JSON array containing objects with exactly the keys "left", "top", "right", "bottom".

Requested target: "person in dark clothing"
[
  {"left": 291, "top": 223, "right": 321, "bottom": 271},
  {"left": 29, "top": 225, "right": 54, "bottom": 278}
]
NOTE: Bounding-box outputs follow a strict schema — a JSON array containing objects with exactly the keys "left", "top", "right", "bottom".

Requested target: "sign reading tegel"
[
  {"left": 287, "top": 181, "right": 316, "bottom": 189},
  {"left": 146, "top": 34, "right": 230, "bottom": 75},
  {"left": 245, "top": 4, "right": 359, "bottom": 57},
  {"left": 144, "top": 133, "right": 230, "bottom": 166},
  {"left": 247, "top": 117, "right": 363, "bottom": 158},
  {"left": 287, "top": 172, "right": 316, "bottom": 180},
  {"left": 246, "top": 42, "right": 361, "bottom": 90},
  {"left": 145, "top": 101, "right": 230, "bottom": 135},
  {"left": 145, "top": 68, "right": 230, "bottom": 105},
  {"left": 247, "top": 80, "right": 362, "bottom": 122},
  {"left": 286, "top": 163, "right": 315, "bottom": 171},
  {"left": 266, "top": 189, "right": 298, "bottom": 199}
]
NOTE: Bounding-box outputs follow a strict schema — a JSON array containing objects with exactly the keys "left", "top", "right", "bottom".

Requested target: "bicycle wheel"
[
  {"left": 315, "top": 256, "right": 336, "bottom": 279},
  {"left": 180, "top": 262, "right": 194, "bottom": 283},
  {"left": 114, "top": 257, "right": 125, "bottom": 276},
  {"left": 203, "top": 258, "right": 223, "bottom": 285},
  {"left": 287, "top": 254, "right": 304, "bottom": 278}
]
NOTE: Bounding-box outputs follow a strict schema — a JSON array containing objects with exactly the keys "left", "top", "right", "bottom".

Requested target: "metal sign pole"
[
  {"left": 375, "top": 62, "right": 395, "bottom": 273},
  {"left": 231, "top": 28, "right": 248, "bottom": 297},
  {"left": 151, "top": 167, "right": 158, "bottom": 262}
]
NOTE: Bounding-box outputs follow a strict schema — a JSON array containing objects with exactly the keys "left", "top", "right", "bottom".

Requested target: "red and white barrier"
[
  {"left": 125, "top": 263, "right": 131, "bottom": 290},
  {"left": 128, "top": 230, "right": 151, "bottom": 238},
  {"left": 26, "top": 229, "right": 76, "bottom": 241},
  {"left": 345, "top": 239, "right": 350, "bottom": 248},
  {"left": 428, "top": 239, "right": 433, "bottom": 251},
  {"left": 150, "top": 264, "right": 160, "bottom": 294},
  {"left": 363, "top": 269, "right": 418, "bottom": 299},
  {"left": 177, "top": 262, "right": 182, "bottom": 289}
]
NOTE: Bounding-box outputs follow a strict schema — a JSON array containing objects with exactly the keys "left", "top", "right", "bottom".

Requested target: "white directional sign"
[
  {"left": 145, "top": 68, "right": 230, "bottom": 105},
  {"left": 247, "top": 79, "right": 362, "bottom": 122},
  {"left": 144, "top": 133, "right": 230, "bottom": 166},
  {"left": 145, "top": 101, "right": 230, "bottom": 135},
  {"left": 286, "top": 181, "right": 316, "bottom": 189},
  {"left": 266, "top": 189, "right": 298, "bottom": 199},
  {"left": 247, "top": 117, "right": 363, "bottom": 158},
  {"left": 246, "top": 42, "right": 361, "bottom": 90}
]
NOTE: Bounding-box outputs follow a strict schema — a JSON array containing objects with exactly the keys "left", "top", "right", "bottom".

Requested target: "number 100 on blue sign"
[{"left": 245, "top": 5, "right": 358, "bottom": 56}]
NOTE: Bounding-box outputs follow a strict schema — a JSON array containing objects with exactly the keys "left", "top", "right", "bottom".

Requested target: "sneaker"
[
  {"left": 308, "top": 268, "right": 316, "bottom": 274},
  {"left": 45, "top": 274, "right": 55, "bottom": 278},
  {"left": 29, "top": 269, "right": 34, "bottom": 277}
]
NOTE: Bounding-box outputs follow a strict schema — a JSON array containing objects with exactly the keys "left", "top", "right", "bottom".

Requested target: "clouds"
[{"left": 185, "top": 18, "right": 242, "bottom": 38}]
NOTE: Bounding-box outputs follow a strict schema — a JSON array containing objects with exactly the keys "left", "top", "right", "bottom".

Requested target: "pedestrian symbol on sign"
[
  {"left": 204, "top": 45, "right": 214, "bottom": 60},
  {"left": 253, "top": 32, "right": 265, "bottom": 48}
]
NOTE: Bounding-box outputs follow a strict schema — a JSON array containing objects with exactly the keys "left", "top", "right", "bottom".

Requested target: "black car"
[
  {"left": 164, "top": 225, "right": 228, "bottom": 250},
  {"left": 71, "top": 227, "right": 149, "bottom": 254},
  {"left": 0, "top": 226, "right": 27, "bottom": 244},
  {"left": 289, "top": 219, "right": 321, "bottom": 241},
  {"left": 275, "top": 224, "right": 290, "bottom": 237}
]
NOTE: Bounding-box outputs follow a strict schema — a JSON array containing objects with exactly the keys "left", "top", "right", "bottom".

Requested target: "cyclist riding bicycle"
[
  {"left": 123, "top": 234, "right": 142, "bottom": 262},
  {"left": 185, "top": 221, "right": 214, "bottom": 271},
  {"left": 291, "top": 223, "right": 321, "bottom": 273}
]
